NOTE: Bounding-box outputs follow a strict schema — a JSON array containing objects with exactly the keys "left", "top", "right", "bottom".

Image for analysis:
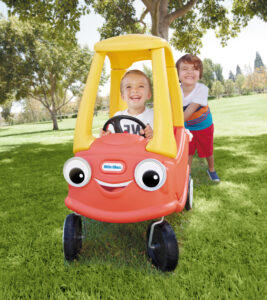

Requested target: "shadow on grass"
[
  {"left": 0, "top": 126, "right": 10, "bottom": 133},
  {"left": 0, "top": 128, "right": 74, "bottom": 138},
  {"left": 186, "top": 134, "right": 266, "bottom": 236},
  {"left": 191, "top": 133, "right": 267, "bottom": 187},
  {"left": 1, "top": 134, "right": 266, "bottom": 272}
]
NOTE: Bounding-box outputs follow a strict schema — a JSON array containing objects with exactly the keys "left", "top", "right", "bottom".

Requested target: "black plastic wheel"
[
  {"left": 63, "top": 213, "right": 82, "bottom": 261},
  {"left": 185, "top": 176, "right": 193, "bottom": 210},
  {"left": 146, "top": 220, "right": 178, "bottom": 272}
]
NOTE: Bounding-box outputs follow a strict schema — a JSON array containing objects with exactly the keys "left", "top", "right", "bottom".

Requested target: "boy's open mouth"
[{"left": 130, "top": 95, "right": 141, "bottom": 101}]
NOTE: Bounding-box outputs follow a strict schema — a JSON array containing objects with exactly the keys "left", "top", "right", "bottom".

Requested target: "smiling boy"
[
  {"left": 176, "top": 54, "right": 220, "bottom": 182},
  {"left": 102, "top": 69, "right": 153, "bottom": 139}
]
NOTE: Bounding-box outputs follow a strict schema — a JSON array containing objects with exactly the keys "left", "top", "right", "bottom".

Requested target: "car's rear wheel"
[
  {"left": 185, "top": 176, "right": 193, "bottom": 210},
  {"left": 146, "top": 220, "right": 178, "bottom": 272},
  {"left": 63, "top": 213, "right": 82, "bottom": 261}
]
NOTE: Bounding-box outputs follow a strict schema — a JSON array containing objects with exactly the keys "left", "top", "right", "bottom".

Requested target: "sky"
[
  {"left": 0, "top": 0, "right": 267, "bottom": 107},
  {"left": 76, "top": 2, "right": 267, "bottom": 80}
]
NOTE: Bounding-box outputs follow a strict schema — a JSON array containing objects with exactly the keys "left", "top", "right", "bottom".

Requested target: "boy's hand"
[
  {"left": 184, "top": 103, "right": 200, "bottom": 121},
  {"left": 100, "top": 129, "right": 111, "bottom": 137},
  {"left": 140, "top": 124, "right": 153, "bottom": 139}
]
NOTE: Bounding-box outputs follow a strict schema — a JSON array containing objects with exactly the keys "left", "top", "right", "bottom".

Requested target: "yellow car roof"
[
  {"left": 94, "top": 34, "right": 175, "bottom": 69},
  {"left": 74, "top": 34, "right": 184, "bottom": 158}
]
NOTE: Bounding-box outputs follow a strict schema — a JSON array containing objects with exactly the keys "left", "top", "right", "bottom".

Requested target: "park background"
[
  {"left": 0, "top": 1, "right": 267, "bottom": 299},
  {"left": 0, "top": 0, "right": 267, "bottom": 124}
]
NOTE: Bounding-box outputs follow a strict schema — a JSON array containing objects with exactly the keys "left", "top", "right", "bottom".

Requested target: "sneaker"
[{"left": 207, "top": 169, "right": 220, "bottom": 182}]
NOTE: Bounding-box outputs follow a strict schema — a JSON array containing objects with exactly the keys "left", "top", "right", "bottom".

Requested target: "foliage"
[
  {"left": 0, "top": 95, "right": 267, "bottom": 299},
  {"left": 236, "top": 64, "right": 242, "bottom": 77},
  {"left": 2, "top": 0, "right": 88, "bottom": 39},
  {"left": 3, "top": 0, "right": 266, "bottom": 53},
  {"left": 235, "top": 74, "right": 246, "bottom": 95},
  {"left": 232, "top": 0, "right": 267, "bottom": 24},
  {"left": 254, "top": 51, "right": 265, "bottom": 70},
  {"left": 0, "top": 100, "right": 13, "bottom": 124},
  {"left": 201, "top": 58, "right": 224, "bottom": 89},
  {"left": 211, "top": 80, "right": 224, "bottom": 98},
  {"left": 201, "top": 59, "right": 215, "bottom": 89},
  {"left": 20, "top": 98, "right": 50, "bottom": 123},
  {"left": 0, "top": 16, "right": 106, "bottom": 130},
  {"left": 224, "top": 79, "right": 235, "bottom": 97},
  {"left": 213, "top": 63, "right": 224, "bottom": 83},
  {"left": 242, "top": 66, "right": 267, "bottom": 94},
  {"left": 228, "top": 70, "right": 235, "bottom": 82}
]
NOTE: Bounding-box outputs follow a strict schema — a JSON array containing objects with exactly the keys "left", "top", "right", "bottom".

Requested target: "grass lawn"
[{"left": 0, "top": 94, "right": 266, "bottom": 299}]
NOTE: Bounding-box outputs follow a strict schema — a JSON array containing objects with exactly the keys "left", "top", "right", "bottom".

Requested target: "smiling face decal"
[{"left": 64, "top": 157, "right": 166, "bottom": 193}]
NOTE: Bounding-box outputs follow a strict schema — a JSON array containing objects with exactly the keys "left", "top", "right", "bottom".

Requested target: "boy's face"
[
  {"left": 121, "top": 73, "right": 151, "bottom": 112},
  {"left": 178, "top": 61, "right": 200, "bottom": 87}
]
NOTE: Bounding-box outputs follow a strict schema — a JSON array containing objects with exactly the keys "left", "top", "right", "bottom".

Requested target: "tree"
[
  {"left": 229, "top": 71, "right": 235, "bottom": 82},
  {"left": 211, "top": 80, "right": 224, "bottom": 99},
  {"left": 235, "top": 74, "right": 245, "bottom": 95},
  {"left": 3, "top": 0, "right": 265, "bottom": 53},
  {"left": 21, "top": 98, "right": 49, "bottom": 123},
  {"left": 232, "top": 1, "right": 267, "bottom": 24},
  {"left": 252, "top": 67, "right": 267, "bottom": 93},
  {"left": 201, "top": 59, "right": 215, "bottom": 89},
  {"left": 0, "top": 17, "right": 106, "bottom": 130},
  {"left": 224, "top": 80, "right": 235, "bottom": 97},
  {"left": 214, "top": 63, "right": 224, "bottom": 83},
  {"left": 254, "top": 51, "right": 265, "bottom": 70},
  {"left": 236, "top": 65, "right": 242, "bottom": 77},
  {"left": 0, "top": 100, "right": 13, "bottom": 124}
]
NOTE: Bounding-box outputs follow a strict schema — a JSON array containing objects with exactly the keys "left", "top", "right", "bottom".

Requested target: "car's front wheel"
[
  {"left": 63, "top": 213, "right": 82, "bottom": 261},
  {"left": 146, "top": 220, "right": 178, "bottom": 272}
]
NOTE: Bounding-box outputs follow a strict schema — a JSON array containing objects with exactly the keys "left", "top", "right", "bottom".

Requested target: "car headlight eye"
[
  {"left": 63, "top": 157, "right": 91, "bottom": 187},
  {"left": 134, "top": 159, "right": 166, "bottom": 191}
]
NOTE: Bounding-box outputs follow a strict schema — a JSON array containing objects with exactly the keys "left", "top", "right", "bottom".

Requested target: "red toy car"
[{"left": 63, "top": 34, "right": 193, "bottom": 271}]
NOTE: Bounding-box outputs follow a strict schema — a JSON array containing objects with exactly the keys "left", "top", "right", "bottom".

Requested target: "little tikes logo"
[{"left": 101, "top": 162, "right": 125, "bottom": 173}]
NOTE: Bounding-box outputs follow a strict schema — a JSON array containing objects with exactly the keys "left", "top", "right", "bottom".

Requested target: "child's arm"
[
  {"left": 140, "top": 124, "right": 153, "bottom": 139},
  {"left": 184, "top": 103, "right": 200, "bottom": 121}
]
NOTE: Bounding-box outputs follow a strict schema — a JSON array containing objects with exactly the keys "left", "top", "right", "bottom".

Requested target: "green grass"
[{"left": 0, "top": 94, "right": 266, "bottom": 299}]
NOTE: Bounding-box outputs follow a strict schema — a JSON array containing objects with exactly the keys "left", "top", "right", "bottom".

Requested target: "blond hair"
[{"left": 120, "top": 69, "right": 152, "bottom": 93}]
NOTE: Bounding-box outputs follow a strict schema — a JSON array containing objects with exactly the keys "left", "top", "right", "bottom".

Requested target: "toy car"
[{"left": 62, "top": 34, "right": 193, "bottom": 272}]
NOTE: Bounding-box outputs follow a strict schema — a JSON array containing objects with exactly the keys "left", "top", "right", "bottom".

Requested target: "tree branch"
[
  {"left": 142, "top": 0, "right": 153, "bottom": 12},
  {"left": 135, "top": 8, "right": 149, "bottom": 32},
  {"left": 29, "top": 92, "right": 50, "bottom": 110},
  {"left": 56, "top": 94, "right": 75, "bottom": 111},
  {"left": 151, "top": 0, "right": 161, "bottom": 36},
  {"left": 167, "top": 0, "right": 198, "bottom": 25}
]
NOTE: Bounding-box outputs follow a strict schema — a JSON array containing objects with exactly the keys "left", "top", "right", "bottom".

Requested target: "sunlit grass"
[{"left": 0, "top": 94, "right": 266, "bottom": 299}]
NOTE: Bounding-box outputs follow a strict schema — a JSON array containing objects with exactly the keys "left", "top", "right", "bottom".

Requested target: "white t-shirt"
[
  {"left": 110, "top": 107, "right": 154, "bottom": 134},
  {"left": 182, "top": 82, "right": 208, "bottom": 107}
]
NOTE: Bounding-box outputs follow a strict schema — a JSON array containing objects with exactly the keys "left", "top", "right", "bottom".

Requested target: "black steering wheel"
[{"left": 103, "top": 115, "right": 146, "bottom": 136}]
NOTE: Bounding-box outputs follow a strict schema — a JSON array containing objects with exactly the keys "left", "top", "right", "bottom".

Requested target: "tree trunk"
[
  {"left": 150, "top": 0, "right": 169, "bottom": 40},
  {"left": 158, "top": 19, "right": 169, "bottom": 40},
  {"left": 146, "top": 0, "right": 198, "bottom": 41},
  {"left": 51, "top": 111, "right": 59, "bottom": 130}
]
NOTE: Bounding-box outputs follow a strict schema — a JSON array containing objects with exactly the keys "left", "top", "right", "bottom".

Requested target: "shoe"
[{"left": 207, "top": 169, "right": 220, "bottom": 182}]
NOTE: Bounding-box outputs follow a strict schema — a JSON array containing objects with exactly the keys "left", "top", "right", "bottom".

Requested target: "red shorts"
[{"left": 189, "top": 124, "right": 214, "bottom": 158}]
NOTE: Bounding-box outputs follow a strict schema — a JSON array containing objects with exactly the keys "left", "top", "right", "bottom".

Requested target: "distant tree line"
[{"left": 200, "top": 51, "right": 266, "bottom": 99}]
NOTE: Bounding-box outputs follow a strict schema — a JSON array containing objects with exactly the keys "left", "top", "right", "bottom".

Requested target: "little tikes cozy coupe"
[{"left": 63, "top": 34, "right": 193, "bottom": 272}]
